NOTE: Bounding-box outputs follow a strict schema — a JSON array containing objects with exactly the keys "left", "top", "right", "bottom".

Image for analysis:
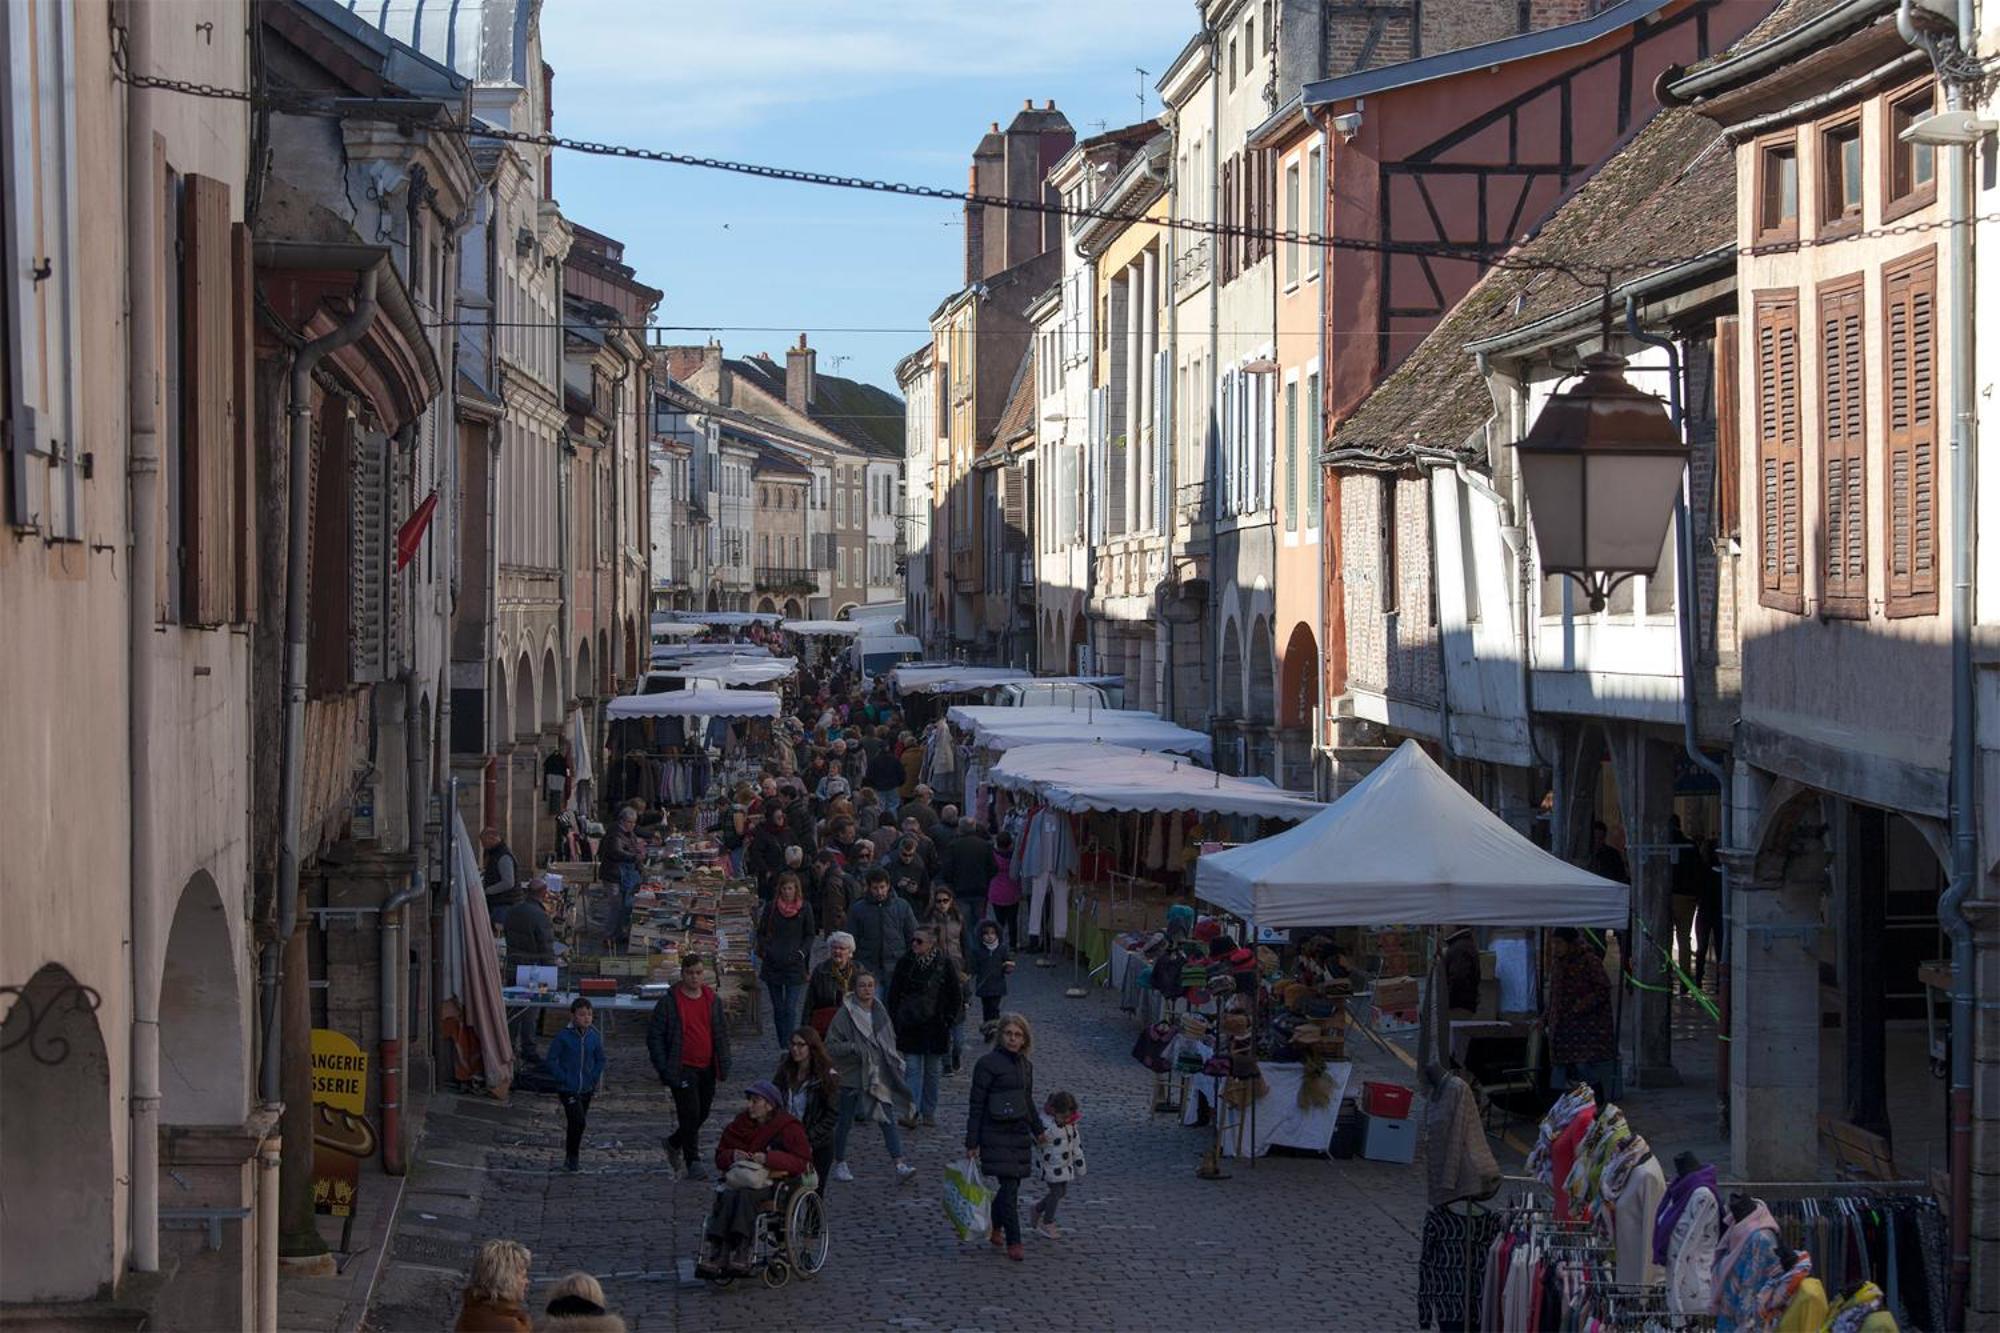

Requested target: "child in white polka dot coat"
[{"left": 1030, "top": 1090, "right": 1084, "bottom": 1240}]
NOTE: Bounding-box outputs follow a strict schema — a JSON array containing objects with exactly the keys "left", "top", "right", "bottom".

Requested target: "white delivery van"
[{"left": 850, "top": 633, "right": 924, "bottom": 682}]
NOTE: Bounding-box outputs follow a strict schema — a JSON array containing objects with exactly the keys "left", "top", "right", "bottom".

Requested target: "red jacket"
[{"left": 713, "top": 1109, "right": 813, "bottom": 1176}]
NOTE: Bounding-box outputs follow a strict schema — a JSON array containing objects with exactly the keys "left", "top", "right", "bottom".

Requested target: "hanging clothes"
[
  {"left": 1599, "top": 1135, "right": 1664, "bottom": 1287},
  {"left": 1713, "top": 1201, "right": 1784, "bottom": 1333},
  {"left": 1656, "top": 1167, "right": 1720, "bottom": 1316},
  {"left": 1417, "top": 1205, "right": 1503, "bottom": 1331}
]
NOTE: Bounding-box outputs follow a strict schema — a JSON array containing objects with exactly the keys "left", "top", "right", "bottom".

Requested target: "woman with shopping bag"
[{"left": 964, "top": 1012, "right": 1047, "bottom": 1262}]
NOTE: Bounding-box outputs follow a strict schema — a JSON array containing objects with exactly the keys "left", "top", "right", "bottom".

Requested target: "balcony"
[{"left": 754, "top": 566, "right": 817, "bottom": 592}]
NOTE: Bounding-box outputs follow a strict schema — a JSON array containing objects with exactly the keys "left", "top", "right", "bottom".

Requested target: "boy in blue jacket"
[{"left": 544, "top": 996, "right": 606, "bottom": 1171}]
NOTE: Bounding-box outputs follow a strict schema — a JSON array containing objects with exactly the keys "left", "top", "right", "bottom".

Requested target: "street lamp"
[{"left": 1513, "top": 351, "right": 1688, "bottom": 611}]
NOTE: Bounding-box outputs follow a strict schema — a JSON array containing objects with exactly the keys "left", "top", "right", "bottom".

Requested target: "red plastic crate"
[{"left": 1361, "top": 1080, "right": 1413, "bottom": 1120}]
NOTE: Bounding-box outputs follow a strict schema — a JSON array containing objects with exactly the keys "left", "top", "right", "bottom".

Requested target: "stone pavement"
[{"left": 361, "top": 961, "right": 1453, "bottom": 1331}]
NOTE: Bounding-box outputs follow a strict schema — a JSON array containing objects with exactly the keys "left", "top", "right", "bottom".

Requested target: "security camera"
[{"left": 1331, "top": 111, "right": 1362, "bottom": 143}]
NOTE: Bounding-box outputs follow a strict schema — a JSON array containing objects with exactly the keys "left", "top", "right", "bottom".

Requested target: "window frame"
[
  {"left": 1378, "top": 473, "right": 1400, "bottom": 617},
  {"left": 1815, "top": 273, "right": 1868, "bottom": 619},
  {"left": 1283, "top": 158, "right": 1301, "bottom": 289},
  {"left": 1817, "top": 112, "right": 1864, "bottom": 239},
  {"left": 1754, "top": 131, "right": 1800, "bottom": 245},
  {"left": 1305, "top": 145, "right": 1324, "bottom": 282},
  {"left": 1883, "top": 80, "right": 1938, "bottom": 223}
]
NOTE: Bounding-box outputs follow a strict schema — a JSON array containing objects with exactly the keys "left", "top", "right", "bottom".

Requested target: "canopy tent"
[
  {"left": 670, "top": 611, "right": 781, "bottom": 627},
  {"left": 946, "top": 705, "right": 1212, "bottom": 762},
  {"left": 780, "top": 619, "right": 862, "bottom": 638},
  {"left": 991, "top": 742, "right": 1324, "bottom": 821},
  {"left": 649, "top": 619, "right": 707, "bottom": 640},
  {"left": 605, "top": 687, "right": 781, "bottom": 720},
  {"left": 646, "top": 656, "right": 796, "bottom": 688},
  {"left": 890, "top": 665, "right": 1034, "bottom": 695},
  {"left": 651, "top": 642, "right": 774, "bottom": 662},
  {"left": 1194, "top": 739, "right": 1628, "bottom": 928}
]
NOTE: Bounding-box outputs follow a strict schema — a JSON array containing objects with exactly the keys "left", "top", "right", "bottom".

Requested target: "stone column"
[
  {"left": 1140, "top": 245, "right": 1158, "bottom": 532},
  {"left": 1125, "top": 261, "right": 1141, "bottom": 537},
  {"left": 1729, "top": 801, "right": 1828, "bottom": 1180}
]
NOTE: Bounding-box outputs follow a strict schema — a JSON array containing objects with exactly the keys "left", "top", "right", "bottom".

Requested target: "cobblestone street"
[{"left": 367, "top": 961, "right": 1440, "bottom": 1331}]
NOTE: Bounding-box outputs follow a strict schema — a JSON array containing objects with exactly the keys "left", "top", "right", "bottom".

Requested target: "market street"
[{"left": 364, "top": 960, "right": 1434, "bottom": 1332}]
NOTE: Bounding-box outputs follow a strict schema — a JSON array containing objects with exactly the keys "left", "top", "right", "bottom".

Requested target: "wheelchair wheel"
[
  {"left": 761, "top": 1259, "right": 790, "bottom": 1289},
  {"left": 785, "top": 1188, "right": 829, "bottom": 1277}
]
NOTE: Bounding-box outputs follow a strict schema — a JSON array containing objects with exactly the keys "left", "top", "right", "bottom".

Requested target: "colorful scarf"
[
  {"left": 1826, "top": 1280, "right": 1886, "bottom": 1333},
  {"left": 1653, "top": 1164, "right": 1717, "bottom": 1266},
  {"left": 1754, "top": 1248, "right": 1813, "bottom": 1324},
  {"left": 1527, "top": 1083, "right": 1595, "bottom": 1184},
  {"left": 1712, "top": 1200, "right": 1778, "bottom": 1314}
]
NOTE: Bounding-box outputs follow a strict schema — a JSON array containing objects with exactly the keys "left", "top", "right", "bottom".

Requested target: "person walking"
[
  {"left": 755, "top": 872, "right": 816, "bottom": 1047},
  {"left": 502, "top": 882, "right": 560, "bottom": 1063},
  {"left": 823, "top": 972, "right": 916, "bottom": 1183},
  {"left": 921, "top": 887, "right": 971, "bottom": 1072},
  {"left": 804, "top": 931, "right": 858, "bottom": 1035},
  {"left": 744, "top": 808, "right": 791, "bottom": 902},
  {"left": 890, "top": 930, "right": 962, "bottom": 1128},
  {"left": 1029, "top": 1090, "right": 1085, "bottom": 1240},
  {"left": 646, "top": 957, "right": 732, "bottom": 1181},
  {"left": 1545, "top": 928, "right": 1616, "bottom": 1100},
  {"left": 806, "top": 845, "right": 855, "bottom": 933},
  {"left": 456, "top": 1239, "right": 533, "bottom": 1331},
  {"left": 940, "top": 817, "right": 997, "bottom": 931},
  {"left": 965, "top": 1013, "right": 1046, "bottom": 1262},
  {"left": 987, "top": 835, "right": 1022, "bottom": 946},
  {"left": 543, "top": 997, "right": 606, "bottom": 1172},
  {"left": 966, "top": 920, "right": 1013, "bottom": 1029},
  {"left": 847, "top": 869, "right": 917, "bottom": 1000},
  {"left": 598, "top": 807, "right": 646, "bottom": 951},
  {"left": 772, "top": 1026, "right": 842, "bottom": 1190},
  {"left": 863, "top": 735, "right": 906, "bottom": 811}
]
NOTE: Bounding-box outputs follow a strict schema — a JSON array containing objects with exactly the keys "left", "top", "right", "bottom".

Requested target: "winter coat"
[
  {"left": 502, "top": 900, "right": 557, "bottom": 966},
  {"left": 807, "top": 865, "right": 853, "bottom": 931},
  {"left": 535, "top": 1297, "right": 627, "bottom": 1332},
  {"left": 922, "top": 907, "right": 966, "bottom": 970},
  {"left": 886, "top": 857, "right": 930, "bottom": 910},
  {"left": 824, "top": 997, "right": 911, "bottom": 1123},
  {"left": 772, "top": 1067, "right": 841, "bottom": 1154},
  {"left": 1548, "top": 946, "right": 1615, "bottom": 1064},
  {"left": 1033, "top": 1119, "right": 1086, "bottom": 1184},
  {"left": 1442, "top": 929, "right": 1480, "bottom": 1013},
  {"left": 712, "top": 1108, "right": 813, "bottom": 1177},
  {"left": 542, "top": 1023, "right": 606, "bottom": 1096},
  {"left": 966, "top": 936, "right": 1012, "bottom": 998},
  {"left": 986, "top": 869, "right": 1021, "bottom": 908},
  {"left": 744, "top": 827, "right": 789, "bottom": 897},
  {"left": 889, "top": 952, "right": 964, "bottom": 1055},
  {"left": 899, "top": 746, "right": 923, "bottom": 797},
  {"left": 645, "top": 986, "right": 732, "bottom": 1085},
  {"left": 755, "top": 901, "right": 817, "bottom": 983},
  {"left": 456, "top": 1295, "right": 532, "bottom": 1332},
  {"left": 941, "top": 831, "right": 997, "bottom": 900},
  {"left": 964, "top": 1047, "right": 1045, "bottom": 1181},
  {"left": 846, "top": 893, "right": 917, "bottom": 980},
  {"left": 803, "top": 958, "right": 857, "bottom": 1019},
  {"left": 864, "top": 748, "right": 905, "bottom": 793}
]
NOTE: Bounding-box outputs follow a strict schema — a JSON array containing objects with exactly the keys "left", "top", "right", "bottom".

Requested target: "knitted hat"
[{"left": 745, "top": 1079, "right": 784, "bottom": 1108}]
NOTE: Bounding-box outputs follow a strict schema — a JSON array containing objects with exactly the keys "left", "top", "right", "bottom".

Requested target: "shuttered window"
[
  {"left": 178, "top": 174, "right": 242, "bottom": 625},
  {"left": 1753, "top": 291, "right": 1804, "bottom": 613},
  {"left": 1883, "top": 248, "right": 1938, "bottom": 617},
  {"left": 350, "top": 427, "right": 392, "bottom": 683},
  {"left": 1306, "top": 369, "right": 1321, "bottom": 527},
  {"left": 1002, "top": 464, "right": 1026, "bottom": 551},
  {"left": 1220, "top": 157, "right": 1236, "bottom": 282},
  {"left": 1713, "top": 317, "right": 1741, "bottom": 540},
  {"left": 1284, "top": 378, "right": 1299, "bottom": 530},
  {"left": 1817, "top": 278, "right": 1867, "bottom": 617}
]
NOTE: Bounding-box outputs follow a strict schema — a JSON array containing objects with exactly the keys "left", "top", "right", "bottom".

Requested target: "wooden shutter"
[
  {"left": 1818, "top": 278, "right": 1867, "bottom": 617},
  {"left": 1753, "top": 291, "right": 1804, "bottom": 613},
  {"left": 1002, "top": 464, "right": 1026, "bottom": 551},
  {"left": 231, "top": 222, "right": 258, "bottom": 621},
  {"left": 180, "top": 173, "right": 237, "bottom": 624},
  {"left": 350, "top": 428, "right": 390, "bottom": 682},
  {"left": 1713, "top": 316, "right": 1741, "bottom": 540},
  {"left": 1221, "top": 156, "right": 1236, "bottom": 282},
  {"left": 1883, "top": 248, "right": 1938, "bottom": 616}
]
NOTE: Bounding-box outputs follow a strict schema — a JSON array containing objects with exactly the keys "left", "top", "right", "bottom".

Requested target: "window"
[
  {"left": 1458, "top": 477, "right": 1482, "bottom": 624},
  {"left": 1757, "top": 137, "right": 1799, "bottom": 241},
  {"left": 1712, "top": 317, "right": 1741, "bottom": 539},
  {"left": 1306, "top": 146, "right": 1324, "bottom": 280},
  {"left": 1284, "top": 162, "right": 1300, "bottom": 286},
  {"left": 1283, "top": 379, "right": 1298, "bottom": 530},
  {"left": 1819, "top": 119, "right": 1862, "bottom": 234},
  {"left": 1883, "top": 248, "right": 1938, "bottom": 616},
  {"left": 1305, "top": 370, "right": 1321, "bottom": 527},
  {"left": 1378, "top": 474, "right": 1400, "bottom": 615},
  {"left": 1817, "top": 276, "right": 1867, "bottom": 617},
  {"left": 1753, "top": 290, "right": 1804, "bottom": 612},
  {"left": 1886, "top": 85, "right": 1937, "bottom": 218}
]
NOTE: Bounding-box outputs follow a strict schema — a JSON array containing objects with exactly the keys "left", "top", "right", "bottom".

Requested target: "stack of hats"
[{"left": 1179, "top": 1013, "right": 1211, "bottom": 1041}]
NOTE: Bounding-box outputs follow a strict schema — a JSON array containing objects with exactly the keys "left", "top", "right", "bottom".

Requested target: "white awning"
[
  {"left": 890, "top": 666, "right": 1035, "bottom": 695},
  {"left": 991, "top": 743, "right": 1323, "bottom": 820},
  {"left": 945, "top": 705, "right": 1212, "bottom": 761},
  {"left": 649, "top": 621, "right": 706, "bottom": 639},
  {"left": 1194, "top": 740, "right": 1630, "bottom": 928},
  {"left": 605, "top": 688, "right": 782, "bottom": 720},
  {"left": 652, "top": 642, "right": 774, "bottom": 662},
  {"left": 780, "top": 619, "right": 863, "bottom": 637},
  {"left": 670, "top": 611, "right": 782, "bottom": 627},
  {"left": 647, "top": 656, "right": 797, "bottom": 688}
]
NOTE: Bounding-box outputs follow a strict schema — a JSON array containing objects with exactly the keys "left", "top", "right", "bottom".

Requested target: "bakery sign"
[{"left": 310, "top": 1028, "right": 375, "bottom": 1217}]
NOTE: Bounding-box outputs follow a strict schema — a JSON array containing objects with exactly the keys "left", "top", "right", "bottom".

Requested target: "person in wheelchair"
[{"left": 697, "top": 1080, "right": 814, "bottom": 1277}]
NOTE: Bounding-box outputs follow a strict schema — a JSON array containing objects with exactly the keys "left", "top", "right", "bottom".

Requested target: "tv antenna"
[{"left": 1136, "top": 67, "right": 1150, "bottom": 123}]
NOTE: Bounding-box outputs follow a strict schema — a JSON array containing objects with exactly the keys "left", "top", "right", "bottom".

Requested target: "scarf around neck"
[
  {"left": 842, "top": 994, "right": 879, "bottom": 1038},
  {"left": 1714, "top": 1200, "right": 1779, "bottom": 1294},
  {"left": 774, "top": 895, "right": 803, "bottom": 918},
  {"left": 1755, "top": 1248, "right": 1814, "bottom": 1322},
  {"left": 1653, "top": 1164, "right": 1717, "bottom": 1265}
]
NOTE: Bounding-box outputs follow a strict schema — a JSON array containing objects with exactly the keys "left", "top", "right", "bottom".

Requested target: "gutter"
[
  {"left": 1662, "top": 0, "right": 1896, "bottom": 104},
  {"left": 1465, "top": 249, "right": 1734, "bottom": 360}
]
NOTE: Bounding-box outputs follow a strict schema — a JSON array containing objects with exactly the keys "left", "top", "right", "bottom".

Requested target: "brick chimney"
[
  {"left": 786, "top": 334, "right": 815, "bottom": 411},
  {"left": 704, "top": 337, "right": 730, "bottom": 407}
]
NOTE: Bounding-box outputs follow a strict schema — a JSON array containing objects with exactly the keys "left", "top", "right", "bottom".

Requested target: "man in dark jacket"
[
  {"left": 940, "top": 817, "right": 998, "bottom": 930},
  {"left": 1442, "top": 927, "right": 1481, "bottom": 1014},
  {"left": 847, "top": 869, "right": 917, "bottom": 997},
  {"left": 503, "top": 882, "right": 559, "bottom": 1061},
  {"left": 886, "top": 838, "right": 931, "bottom": 911},
  {"left": 744, "top": 809, "right": 790, "bottom": 902},
  {"left": 647, "top": 957, "right": 732, "bottom": 1179},
  {"left": 807, "top": 846, "right": 855, "bottom": 932},
  {"left": 863, "top": 741, "right": 906, "bottom": 802}
]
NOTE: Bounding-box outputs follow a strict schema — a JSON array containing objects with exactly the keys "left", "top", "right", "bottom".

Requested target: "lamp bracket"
[{"left": 1561, "top": 570, "right": 1638, "bottom": 614}]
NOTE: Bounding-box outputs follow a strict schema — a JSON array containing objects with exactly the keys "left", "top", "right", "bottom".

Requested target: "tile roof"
[
  {"left": 994, "top": 346, "right": 1037, "bottom": 448},
  {"left": 724, "top": 355, "right": 906, "bottom": 459},
  {"left": 1324, "top": 103, "right": 1733, "bottom": 470}
]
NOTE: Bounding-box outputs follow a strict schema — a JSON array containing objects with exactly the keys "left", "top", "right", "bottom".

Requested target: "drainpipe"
[
  {"left": 1628, "top": 299, "right": 1732, "bottom": 1109},
  {"left": 1898, "top": 4, "right": 1977, "bottom": 1321},
  {"left": 121, "top": 0, "right": 162, "bottom": 1274},
  {"left": 380, "top": 669, "right": 428, "bottom": 1175},
  {"left": 265, "top": 263, "right": 382, "bottom": 1106},
  {"left": 1206, "top": 23, "right": 1223, "bottom": 732},
  {"left": 256, "top": 1135, "right": 280, "bottom": 1327},
  {"left": 1308, "top": 103, "right": 1333, "bottom": 796}
]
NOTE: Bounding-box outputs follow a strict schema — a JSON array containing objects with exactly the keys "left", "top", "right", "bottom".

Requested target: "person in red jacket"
[{"left": 697, "top": 1080, "right": 813, "bottom": 1276}]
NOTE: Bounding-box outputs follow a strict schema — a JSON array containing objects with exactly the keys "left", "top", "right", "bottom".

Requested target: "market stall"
[
  {"left": 606, "top": 687, "right": 782, "bottom": 721},
  {"left": 888, "top": 664, "right": 1034, "bottom": 695},
  {"left": 778, "top": 619, "right": 862, "bottom": 637},
  {"left": 945, "top": 704, "right": 1209, "bottom": 761},
  {"left": 645, "top": 655, "right": 797, "bottom": 689}
]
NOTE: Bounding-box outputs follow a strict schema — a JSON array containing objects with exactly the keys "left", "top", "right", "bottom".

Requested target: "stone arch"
[
  {"left": 835, "top": 602, "right": 858, "bottom": 620},
  {"left": 1248, "top": 615, "right": 1275, "bottom": 725},
  {"left": 513, "top": 652, "right": 537, "bottom": 742},
  {"left": 783, "top": 597, "right": 805, "bottom": 619},
  {"left": 756, "top": 596, "right": 778, "bottom": 614},
  {"left": 540, "top": 645, "right": 561, "bottom": 729},
  {"left": 576, "top": 637, "right": 594, "bottom": 701},
  {"left": 493, "top": 658, "right": 510, "bottom": 748},
  {"left": 1218, "top": 617, "right": 1244, "bottom": 718},
  {"left": 1069, "top": 610, "right": 1087, "bottom": 674},
  {"left": 0, "top": 963, "right": 114, "bottom": 1301},
  {"left": 160, "top": 871, "right": 246, "bottom": 1124},
  {"left": 1279, "top": 621, "right": 1318, "bottom": 729}
]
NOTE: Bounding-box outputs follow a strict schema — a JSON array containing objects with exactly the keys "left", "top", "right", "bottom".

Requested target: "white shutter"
[{"left": 350, "top": 429, "right": 391, "bottom": 682}]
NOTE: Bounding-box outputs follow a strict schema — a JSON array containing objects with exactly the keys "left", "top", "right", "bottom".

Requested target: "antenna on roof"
[{"left": 1135, "top": 68, "right": 1150, "bottom": 124}]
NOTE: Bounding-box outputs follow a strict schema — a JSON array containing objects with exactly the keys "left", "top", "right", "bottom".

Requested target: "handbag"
[
  {"left": 987, "top": 1082, "right": 1029, "bottom": 1123},
  {"left": 724, "top": 1160, "right": 771, "bottom": 1189}
]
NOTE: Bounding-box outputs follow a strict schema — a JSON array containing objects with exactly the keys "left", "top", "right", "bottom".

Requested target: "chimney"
[
  {"left": 703, "top": 337, "right": 731, "bottom": 407},
  {"left": 786, "top": 334, "right": 816, "bottom": 412}
]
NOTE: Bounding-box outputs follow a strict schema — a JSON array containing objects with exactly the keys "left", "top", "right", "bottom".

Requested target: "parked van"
[
  {"left": 850, "top": 633, "right": 924, "bottom": 682},
  {"left": 986, "top": 676, "right": 1128, "bottom": 711}
]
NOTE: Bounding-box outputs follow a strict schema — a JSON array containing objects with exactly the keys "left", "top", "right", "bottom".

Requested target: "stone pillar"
[
  {"left": 1124, "top": 261, "right": 1141, "bottom": 535},
  {"left": 1729, "top": 799, "right": 1828, "bottom": 1181},
  {"left": 1140, "top": 246, "right": 1158, "bottom": 532}
]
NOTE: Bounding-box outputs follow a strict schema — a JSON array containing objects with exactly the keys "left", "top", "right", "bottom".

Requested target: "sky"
[{"left": 540, "top": 0, "right": 1194, "bottom": 400}]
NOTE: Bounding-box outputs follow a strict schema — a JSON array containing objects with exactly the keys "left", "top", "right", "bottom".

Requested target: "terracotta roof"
[
  {"left": 751, "top": 444, "right": 811, "bottom": 479},
  {"left": 994, "top": 346, "right": 1037, "bottom": 448},
  {"left": 1325, "top": 104, "right": 1734, "bottom": 469},
  {"left": 724, "top": 354, "right": 906, "bottom": 459}
]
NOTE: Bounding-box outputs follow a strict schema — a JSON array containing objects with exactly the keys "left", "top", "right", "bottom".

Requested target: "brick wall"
[
  {"left": 1323, "top": 0, "right": 1606, "bottom": 76},
  {"left": 1338, "top": 469, "right": 1441, "bottom": 706}
]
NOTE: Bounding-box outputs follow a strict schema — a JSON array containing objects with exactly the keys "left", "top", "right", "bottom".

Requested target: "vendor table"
[
  {"left": 1183, "top": 1060, "right": 1352, "bottom": 1159},
  {"left": 503, "top": 989, "right": 658, "bottom": 1038}
]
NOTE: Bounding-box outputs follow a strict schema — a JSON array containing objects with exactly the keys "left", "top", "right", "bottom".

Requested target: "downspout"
[
  {"left": 1308, "top": 103, "right": 1333, "bottom": 797},
  {"left": 122, "top": 0, "right": 162, "bottom": 1273},
  {"left": 1206, "top": 22, "right": 1223, "bottom": 731},
  {"left": 1898, "top": 5, "right": 1977, "bottom": 1322},
  {"left": 380, "top": 667, "right": 427, "bottom": 1175},
  {"left": 1628, "top": 299, "right": 1732, "bottom": 1105},
  {"left": 266, "top": 263, "right": 382, "bottom": 1107}
]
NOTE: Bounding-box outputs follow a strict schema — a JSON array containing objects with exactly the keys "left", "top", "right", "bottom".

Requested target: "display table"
[{"left": 1183, "top": 1060, "right": 1352, "bottom": 1158}]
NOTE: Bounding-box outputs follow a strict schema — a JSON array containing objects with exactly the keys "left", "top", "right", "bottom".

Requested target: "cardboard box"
[
  {"left": 1361, "top": 1112, "right": 1418, "bottom": 1164},
  {"left": 1373, "top": 976, "right": 1421, "bottom": 1011}
]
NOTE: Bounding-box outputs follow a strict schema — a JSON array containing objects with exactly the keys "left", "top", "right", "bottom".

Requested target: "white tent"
[
  {"left": 780, "top": 619, "right": 862, "bottom": 638},
  {"left": 946, "top": 705, "right": 1212, "bottom": 762},
  {"left": 647, "top": 656, "right": 796, "bottom": 688},
  {"left": 890, "top": 665, "right": 1034, "bottom": 695},
  {"left": 991, "top": 743, "right": 1323, "bottom": 821},
  {"left": 605, "top": 687, "right": 781, "bottom": 720},
  {"left": 649, "top": 620, "right": 706, "bottom": 640},
  {"left": 652, "top": 643, "right": 773, "bottom": 664},
  {"left": 671, "top": 611, "right": 781, "bottom": 627},
  {"left": 1195, "top": 739, "right": 1628, "bottom": 928}
]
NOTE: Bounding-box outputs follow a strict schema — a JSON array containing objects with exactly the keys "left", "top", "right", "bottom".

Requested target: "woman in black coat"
[
  {"left": 756, "top": 873, "right": 817, "bottom": 1047},
  {"left": 965, "top": 1012, "right": 1046, "bottom": 1261},
  {"left": 888, "top": 932, "right": 963, "bottom": 1127}
]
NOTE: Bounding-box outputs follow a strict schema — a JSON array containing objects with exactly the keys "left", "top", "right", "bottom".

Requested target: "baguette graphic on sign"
[{"left": 310, "top": 1029, "right": 374, "bottom": 1217}]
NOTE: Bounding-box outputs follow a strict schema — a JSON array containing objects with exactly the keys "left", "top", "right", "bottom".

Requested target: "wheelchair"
[{"left": 702, "top": 1172, "right": 829, "bottom": 1290}]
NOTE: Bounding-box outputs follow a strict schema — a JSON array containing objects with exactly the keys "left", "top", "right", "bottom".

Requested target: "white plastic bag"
[{"left": 942, "top": 1154, "right": 994, "bottom": 1241}]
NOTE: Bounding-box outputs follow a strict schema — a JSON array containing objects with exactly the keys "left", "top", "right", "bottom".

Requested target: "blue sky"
[{"left": 540, "top": 0, "right": 1193, "bottom": 398}]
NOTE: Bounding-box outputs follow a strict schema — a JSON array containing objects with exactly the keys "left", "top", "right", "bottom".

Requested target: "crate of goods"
[
  {"left": 1372, "top": 976, "right": 1421, "bottom": 1012},
  {"left": 1361, "top": 1111, "right": 1418, "bottom": 1164},
  {"left": 1361, "top": 1080, "right": 1413, "bottom": 1119}
]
